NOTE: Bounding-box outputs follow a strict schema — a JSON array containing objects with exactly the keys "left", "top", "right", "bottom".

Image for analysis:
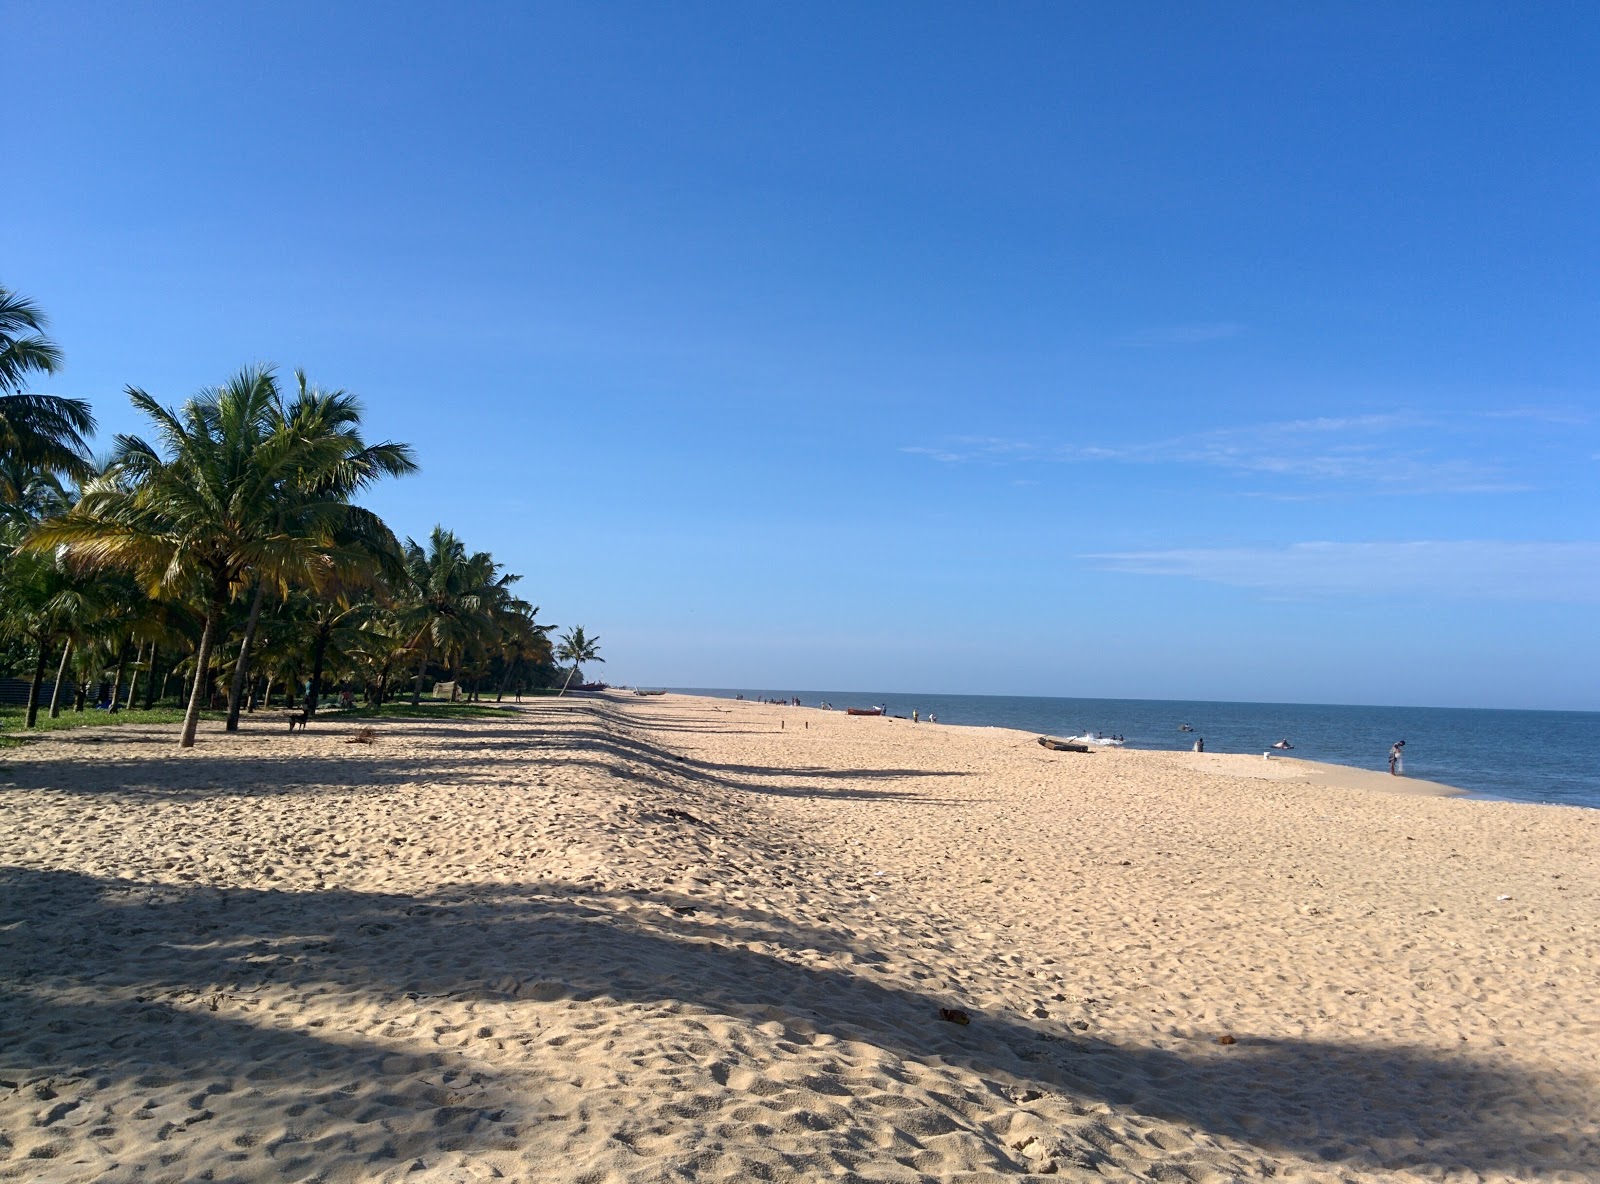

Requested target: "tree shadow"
[
  {"left": 17, "top": 701, "right": 972, "bottom": 802},
  {"left": 8, "top": 747, "right": 949, "bottom": 807},
  {"left": 3, "top": 864, "right": 1592, "bottom": 1178},
  {"left": 13, "top": 705, "right": 971, "bottom": 807},
  {"left": 532, "top": 727, "right": 965, "bottom": 799},
  {"left": 0, "top": 751, "right": 464, "bottom": 800}
]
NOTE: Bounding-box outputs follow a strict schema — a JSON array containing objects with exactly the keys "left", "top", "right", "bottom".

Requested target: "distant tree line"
[{"left": 0, "top": 281, "right": 603, "bottom": 746}]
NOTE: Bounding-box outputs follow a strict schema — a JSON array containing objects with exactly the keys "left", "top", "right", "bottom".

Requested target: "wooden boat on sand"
[
  {"left": 1037, "top": 736, "right": 1091, "bottom": 752},
  {"left": 846, "top": 706, "right": 885, "bottom": 716}
]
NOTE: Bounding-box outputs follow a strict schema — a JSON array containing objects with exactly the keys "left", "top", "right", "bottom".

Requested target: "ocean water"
[{"left": 671, "top": 688, "right": 1600, "bottom": 810}]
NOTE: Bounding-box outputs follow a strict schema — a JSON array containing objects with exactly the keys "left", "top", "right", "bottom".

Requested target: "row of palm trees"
[{"left": 0, "top": 282, "right": 603, "bottom": 747}]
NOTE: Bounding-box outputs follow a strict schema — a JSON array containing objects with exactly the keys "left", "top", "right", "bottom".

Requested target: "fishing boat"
[
  {"left": 846, "top": 706, "right": 885, "bottom": 716},
  {"left": 1038, "top": 736, "right": 1091, "bottom": 752}
]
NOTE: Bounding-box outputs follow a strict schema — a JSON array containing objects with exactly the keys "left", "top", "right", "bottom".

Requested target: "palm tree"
[
  {"left": 0, "top": 286, "right": 65, "bottom": 392},
  {"left": 396, "top": 527, "right": 520, "bottom": 704},
  {"left": 30, "top": 367, "right": 408, "bottom": 747},
  {"left": 44, "top": 567, "right": 125, "bottom": 718},
  {"left": 346, "top": 596, "right": 410, "bottom": 708},
  {"left": 495, "top": 605, "right": 554, "bottom": 701},
  {"left": 298, "top": 585, "right": 386, "bottom": 715},
  {"left": 398, "top": 527, "right": 465, "bottom": 705},
  {"left": 0, "top": 529, "right": 83, "bottom": 726},
  {"left": 0, "top": 284, "right": 95, "bottom": 494},
  {"left": 246, "top": 596, "right": 307, "bottom": 711},
  {"left": 226, "top": 372, "right": 414, "bottom": 726},
  {"left": 0, "top": 454, "right": 70, "bottom": 526},
  {"left": 555, "top": 625, "right": 603, "bottom": 696},
  {"left": 15, "top": 466, "right": 147, "bottom": 717}
]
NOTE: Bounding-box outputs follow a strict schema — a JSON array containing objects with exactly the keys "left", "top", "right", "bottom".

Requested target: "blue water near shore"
[{"left": 670, "top": 688, "right": 1600, "bottom": 810}]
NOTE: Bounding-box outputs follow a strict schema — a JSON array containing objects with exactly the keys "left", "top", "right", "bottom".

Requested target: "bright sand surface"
[{"left": 2, "top": 693, "right": 1596, "bottom": 1183}]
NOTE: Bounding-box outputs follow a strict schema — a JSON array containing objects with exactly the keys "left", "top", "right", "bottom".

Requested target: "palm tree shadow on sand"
[{"left": 3, "top": 864, "right": 1593, "bottom": 1178}]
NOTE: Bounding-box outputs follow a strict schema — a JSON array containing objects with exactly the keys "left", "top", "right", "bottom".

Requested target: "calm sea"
[{"left": 671, "top": 688, "right": 1600, "bottom": 810}]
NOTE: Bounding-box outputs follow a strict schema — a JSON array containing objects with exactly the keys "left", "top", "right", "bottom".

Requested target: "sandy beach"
[{"left": 2, "top": 692, "right": 1596, "bottom": 1183}]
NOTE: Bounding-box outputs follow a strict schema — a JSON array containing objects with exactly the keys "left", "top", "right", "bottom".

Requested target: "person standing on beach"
[{"left": 1389, "top": 740, "right": 1405, "bottom": 775}]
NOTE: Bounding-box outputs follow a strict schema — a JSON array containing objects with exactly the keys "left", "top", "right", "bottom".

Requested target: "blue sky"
[{"left": 8, "top": 3, "right": 1599, "bottom": 708}]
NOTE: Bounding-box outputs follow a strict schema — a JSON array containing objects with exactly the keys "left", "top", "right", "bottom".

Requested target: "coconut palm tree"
[
  {"left": 0, "top": 285, "right": 95, "bottom": 493},
  {"left": 555, "top": 625, "right": 603, "bottom": 696},
  {"left": 224, "top": 372, "right": 414, "bottom": 727},
  {"left": 0, "top": 286, "right": 65, "bottom": 392},
  {"left": 398, "top": 527, "right": 466, "bottom": 704},
  {"left": 45, "top": 567, "right": 133, "bottom": 717},
  {"left": 0, "top": 454, "right": 70, "bottom": 526},
  {"left": 298, "top": 584, "right": 394, "bottom": 715},
  {"left": 30, "top": 366, "right": 410, "bottom": 747},
  {"left": 495, "top": 605, "right": 555, "bottom": 701},
  {"left": 0, "top": 529, "right": 85, "bottom": 726},
  {"left": 396, "top": 527, "right": 521, "bottom": 704},
  {"left": 343, "top": 595, "right": 412, "bottom": 708}
]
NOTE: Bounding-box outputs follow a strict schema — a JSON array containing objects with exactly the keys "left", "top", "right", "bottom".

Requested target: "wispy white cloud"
[
  {"left": 904, "top": 413, "right": 1522, "bottom": 494},
  {"left": 1479, "top": 406, "right": 1594, "bottom": 427},
  {"left": 1063, "top": 414, "right": 1521, "bottom": 493},
  {"left": 899, "top": 436, "right": 1038, "bottom": 465},
  {"left": 1083, "top": 541, "right": 1600, "bottom": 602},
  {"left": 1118, "top": 322, "right": 1246, "bottom": 347}
]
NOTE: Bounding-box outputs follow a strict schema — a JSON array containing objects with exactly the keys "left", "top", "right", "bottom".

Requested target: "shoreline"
[
  {"left": 3, "top": 692, "right": 1596, "bottom": 1181},
  {"left": 665, "top": 688, "right": 1587, "bottom": 809},
  {"left": 666, "top": 689, "right": 1473, "bottom": 800}
]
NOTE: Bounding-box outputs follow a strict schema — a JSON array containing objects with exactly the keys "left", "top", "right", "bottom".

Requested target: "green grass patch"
[
  {"left": 0, "top": 704, "right": 209, "bottom": 747},
  {"left": 0, "top": 696, "right": 542, "bottom": 746}
]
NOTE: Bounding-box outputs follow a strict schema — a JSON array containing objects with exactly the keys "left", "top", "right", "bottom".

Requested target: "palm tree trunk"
[
  {"left": 181, "top": 587, "right": 227, "bottom": 748},
  {"left": 262, "top": 674, "right": 275, "bottom": 710},
  {"left": 558, "top": 664, "right": 578, "bottom": 697},
  {"left": 24, "top": 640, "right": 50, "bottom": 729},
  {"left": 411, "top": 648, "right": 429, "bottom": 706},
  {"left": 108, "top": 639, "right": 132, "bottom": 713},
  {"left": 48, "top": 640, "right": 72, "bottom": 718},
  {"left": 225, "top": 583, "right": 266, "bottom": 732},
  {"left": 145, "top": 647, "right": 162, "bottom": 710},
  {"left": 450, "top": 654, "right": 463, "bottom": 702},
  {"left": 125, "top": 641, "right": 146, "bottom": 710},
  {"left": 306, "top": 625, "right": 331, "bottom": 716}
]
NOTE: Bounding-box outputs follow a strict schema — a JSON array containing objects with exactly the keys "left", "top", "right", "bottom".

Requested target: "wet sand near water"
[{"left": 1149, "top": 748, "right": 1467, "bottom": 797}]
